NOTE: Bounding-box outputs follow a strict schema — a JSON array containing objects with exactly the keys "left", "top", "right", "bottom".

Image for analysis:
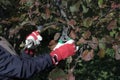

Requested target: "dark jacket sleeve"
[{"left": 0, "top": 46, "right": 53, "bottom": 79}]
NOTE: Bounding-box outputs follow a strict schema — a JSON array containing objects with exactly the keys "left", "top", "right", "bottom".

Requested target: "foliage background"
[{"left": 0, "top": 0, "right": 120, "bottom": 80}]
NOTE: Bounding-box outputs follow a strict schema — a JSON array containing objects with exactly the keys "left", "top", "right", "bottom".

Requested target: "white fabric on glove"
[{"left": 25, "top": 31, "right": 42, "bottom": 49}]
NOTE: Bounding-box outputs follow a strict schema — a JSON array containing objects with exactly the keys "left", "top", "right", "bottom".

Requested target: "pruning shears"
[
  {"left": 54, "top": 0, "right": 71, "bottom": 43},
  {"left": 53, "top": 26, "right": 72, "bottom": 50},
  {"left": 58, "top": 26, "right": 71, "bottom": 43}
]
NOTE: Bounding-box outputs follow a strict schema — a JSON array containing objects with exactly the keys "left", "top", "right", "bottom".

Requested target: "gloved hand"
[
  {"left": 50, "top": 39, "right": 76, "bottom": 65},
  {"left": 25, "top": 30, "right": 42, "bottom": 49}
]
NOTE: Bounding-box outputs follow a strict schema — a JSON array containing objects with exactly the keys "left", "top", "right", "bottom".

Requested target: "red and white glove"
[
  {"left": 50, "top": 39, "right": 76, "bottom": 65},
  {"left": 25, "top": 30, "right": 42, "bottom": 49}
]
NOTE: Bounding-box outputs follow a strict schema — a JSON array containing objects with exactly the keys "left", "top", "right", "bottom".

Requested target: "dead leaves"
[
  {"left": 98, "top": 48, "right": 105, "bottom": 58},
  {"left": 48, "top": 68, "right": 75, "bottom": 80},
  {"left": 80, "top": 49, "right": 94, "bottom": 61},
  {"left": 111, "top": 2, "right": 120, "bottom": 9},
  {"left": 0, "top": 20, "right": 11, "bottom": 25},
  {"left": 77, "top": 37, "right": 98, "bottom": 50},
  {"left": 112, "top": 44, "right": 120, "bottom": 60},
  {"left": 107, "top": 20, "right": 117, "bottom": 31},
  {"left": 82, "top": 18, "right": 93, "bottom": 27},
  {"left": 89, "top": 37, "right": 99, "bottom": 49},
  {"left": 67, "top": 69, "right": 75, "bottom": 80},
  {"left": 19, "top": 0, "right": 27, "bottom": 5},
  {"left": 0, "top": 17, "right": 20, "bottom": 25},
  {"left": 48, "top": 68, "right": 67, "bottom": 80},
  {"left": 68, "top": 19, "right": 76, "bottom": 27},
  {"left": 77, "top": 37, "right": 87, "bottom": 45},
  {"left": 45, "top": 5, "right": 51, "bottom": 20},
  {"left": 48, "top": 40, "right": 57, "bottom": 50},
  {"left": 69, "top": 30, "right": 77, "bottom": 40},
  {"left": 82, "top": 30, "right": 91, "bottom": 39}
]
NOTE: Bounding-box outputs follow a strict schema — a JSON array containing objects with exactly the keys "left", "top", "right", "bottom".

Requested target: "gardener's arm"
[
  {"left": 0, "top": 45, "right": 53, "bottom": 79},
  {"left": 0, "top": 38, "right": 75, "bottom": 79}
]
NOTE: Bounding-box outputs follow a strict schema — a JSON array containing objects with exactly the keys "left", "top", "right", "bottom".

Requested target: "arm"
[
  {"left": 0, "top": 40, "right": 75, "bottom": 79},
  {"left": 0, "top": 46, "right": 53, "bottom": 79},
  {"left": 0, "top": 30, "right": 76, "bottom": 79}
]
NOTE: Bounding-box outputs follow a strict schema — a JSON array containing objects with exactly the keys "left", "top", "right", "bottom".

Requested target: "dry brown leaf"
[
  {"left": 89, "top": 42, "right": 97, "bottom": 50},
  {"left": 67, "top": 72, "right": 75, "bottom": 80},
  {"left": 48, "top": 40, "right": 57, "bottom": 50},
  {"left": 92, "top": 37, "right": 99, "bottom": 44},
  {"left": 68, "top": 19, "right": 76, "bottom": 26},
  {"left": 0, "top": 20, "right": 11, "bottom": 24},
  {"left": 82, "top": 30, "right": 91, "bottom": 39},
  {"left": 81, "top": 49, "right": 94, "bottom": 61},
  {"left": 89, "top": 37, "right": 99, "bottom": 49},
  {"left": 48, "top": 68, "right": 67, "bottom": 80},
  {"left": 54, "top": 33, "right": 61, "bottom": 41},
  {"left": 45, "top": 6, "right": 51, "bottom": 19},
  {"left": 104, "top": 35, "right": 114, "bottom": 43},
  {"left": 111, "top": 2, "right": 120, "bottom": 9},
  {"left": 98, "top": 48, "right": 105, "bottom": 58},
  {"left": 75, "top": 27, "right": 81, "bottom": 33},
  {"left": 115, "top": 52, "right": 120, "bottom": 60},
  {"left": 107, "top": 20, "right": 117, "bottom": 31},
  {"left": 112, "top": 44, "right": 118, "bottom": 51},
  {"left": 69, "top": 30, "right": 76, "bottom": 40},
  {"left": 77, "top": 37, "right": 87, "bottom": 45},
  {"left": 66, "top": 69, "right": 75, "bottom": 80},
  {"left": 34, "top": 0, "right": 40, "bottom": 7},
  {"left": 19, "top": 0, "right": 27, "bottom": 5},
  {"left": 57, "top": 18, "right": 66, "bottom": 24},
  {"left": 112, "top": 44, "right": 120, "bottom": 60},
  {"left": 93, "top": 16, "right": 99, "bottom": 21}
]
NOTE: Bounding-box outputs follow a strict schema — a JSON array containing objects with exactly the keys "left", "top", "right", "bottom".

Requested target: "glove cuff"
[{"left": 50, "top": 52, "right": 59, "bottom": 65}]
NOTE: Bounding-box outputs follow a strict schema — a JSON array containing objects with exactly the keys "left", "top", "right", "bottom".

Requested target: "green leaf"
[
  {"left": 110, "top": 30, "right": 116, "bottom": 37},
  {"left": 66, "top": 56, "right": 73, "bottom": 64},
  {"left": 98, "top": 0, "right": 103, "bottom": 8},
  {"left": 106, "top": 48, "right": 115, "bottom": 58},
  {"left": 25, "top": 0, "right": 34, "bottom": 7},
  {"left": 83, "top": 18, "right": 93, "bottom": 27},
  {"left": 99, "top": 38, "right": 106, "bottom": 49},
  {"left": 61, "top": 0, "right": 67, "bottom": 8},
  {"left": 0, "top": 0, "right": 12, "bottom": 6},
  {"left": 82, "top": 4, "right": 89, "bottom": 13},
  {"left": 86, "top": 0, "right": 92, "bottom": 4},
  {"left": 70, "top": 0, "right": 81, "bottom": 13},
  {"left": 100, "top": 71, "right": 108, "bottom": 79},
  {"left": 119, "top": 27, "right": 120, "bottom": 31},
  {"left": 0, "top": 25, "right": 2, "bottom": 34},
  {"left": 41, "top": 13, "right": 46, "bottom": 20}
]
